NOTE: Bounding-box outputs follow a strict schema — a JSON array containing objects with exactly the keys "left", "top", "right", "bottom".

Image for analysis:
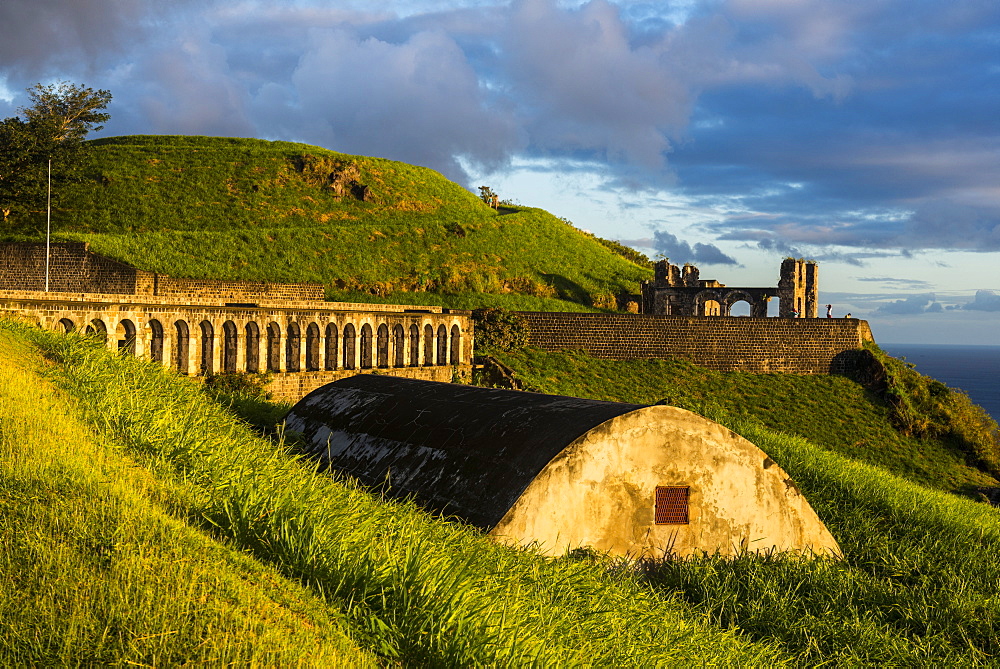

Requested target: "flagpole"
[{"left": 45, "top": 157, "right": 51, "bottom": 292}]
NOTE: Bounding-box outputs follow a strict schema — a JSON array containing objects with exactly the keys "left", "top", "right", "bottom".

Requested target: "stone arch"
[
  {"left": 116, "top": 319, "right": 137, "bottom": 355},
  {"left": 343, "top": 323, "right": 357, "bottom": 370},
  {"left": 286, "top": 322, "right": 301, "bottom": 372},
  {"left": 222, "top": 320, "right": 238, "bottom": 373},
  {"left": 266, "top": 322, "right": 282, "bottom": 372},
  {"left": 436, "top": 324, "right": 448, "bottom": 366},
  {"left": 424, "top": 324, "right": 434, "bottom": 366},
  {"left": 57, "top": 318, "right": 75, "bottom": 333},
  {"left": 693, "top": 291, "right": 723, "bottom": 317},
  {"left": 306, "top": 323, "right": 321, "bottom": 372},
  {"left": 376, "top": 324, "right": 390, "bottom": 368},
  {"left": 325, "top": 323, "right": 338, "bottom": 370},
  {"left": 393, "top": 324, "right": 405, "bottom": 368},
  {"left": 450, "top": 324, "right": 461, "bottom": 365},
  {"left": 245, "top": 322, "right": 261, "bottom": 373},
  {"left": 409, "top": 324, "right": 420, "bottom": 367},
  {"left": 723, "top": 290, "right": 756, "bottom": 317},
  {"left": 147, "top": 319, "right": 164, "bottom": 363},
  {"left": 85, "top": 318, "right": 108, "bottom": 343},
  {"left": 173, "top": 320, "right": 190, "bottom": 373},
  {"left": 199, "top": 320, "right": 215, "bottom": 375},
  {"left": 360, "top": 324, "right": 373, "bottom": 369}
]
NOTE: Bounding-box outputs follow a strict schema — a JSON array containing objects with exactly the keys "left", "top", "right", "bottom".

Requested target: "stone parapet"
[{"left": 518, "top": 312, "right": 874, "bottom": 375}]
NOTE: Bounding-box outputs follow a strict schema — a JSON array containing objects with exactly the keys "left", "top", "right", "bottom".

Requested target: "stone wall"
[
  {"left": 0, "top": 242, "right": 138, "bottom": 294},
  {"left": 266, "top": 367, "right": 463, "bottom": 402},
  {"left": 519, "top": 312, "right": 874, "bottom": 374},
  {"left": 134, "top": 275, "right": 325, "bottom": 303}
]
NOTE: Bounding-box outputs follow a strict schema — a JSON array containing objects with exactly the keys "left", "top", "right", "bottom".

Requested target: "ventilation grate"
[{"left": 655, "top": 486, "right": 689, "bottom": 525}]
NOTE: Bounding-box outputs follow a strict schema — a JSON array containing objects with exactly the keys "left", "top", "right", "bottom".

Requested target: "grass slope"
[
  {"left": 0, "top": 326, "right": 373, "bottom": 666},
  {"left": 20, "top": 135, "right": 651, "bottom": 310}
]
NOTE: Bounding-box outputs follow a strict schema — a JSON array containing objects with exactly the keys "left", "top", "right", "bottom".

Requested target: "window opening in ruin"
[
  {"left": 423, "top": 324, "right": 434, "bottom": 366},
  {"left": 376, "top": 324, "right": 389, "bottom": 368},
  {"left": 245, "top": 322, "right": 260, "bottom": 373},
  {"left": 173, "top": 320, "right": 189, "bottom": 374},
  {"left": 116, "top": 319, "right": 137, "bottom": 355},
  {"left": 393, "top": 324, "right": 405, "bottom": 367},
  {"left": 703, "top": 299, "right": 721, "bottom": 316},
  {"left": 654, "top": 486, "right": 689, "bottom": 525},
  {"left": 223, "top": 321, "right": 238, "bottom": 373},
  {"left": 409, "top": 324, "right": 420, "bottom": 367},
  {"left": 85, "top": 318, "right": 107, "bottom": 343},
  {"left": 343, "top": 323, "right": 356, "bottom": 370},
  {"left": 436, "top": 325, "right": 448, "bottom": 366},
  {"left": 325, "top": 323, "right": 338, "bottom": 370},
  {"left": 266, "top": 323, "right": 281, "bottom": 372},
  {"left": 450, "top": 325, "right": 461, "bottom": 365},
  {"left": 728, "top": 300, "right": 751, "bottom": 317},
  {"left": 148, "top": 319, "right": 164, "bottom": 363},
  {"left": 58, "top": 318, "right": 75, "bottom": 333},
  {"left": 199, "top": 321, "right": 214, "bottom": 375},
  {"left": 360, "top": 324, "right": 373, "bottom": 369},
  {"left": 286, "top": 323, "right": 301, "bottom": 372},
  {"left": 306, "top": 323, "right": 321, "bottom": 371}
]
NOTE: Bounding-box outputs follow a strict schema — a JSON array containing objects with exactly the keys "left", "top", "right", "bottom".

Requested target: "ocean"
[{"left": 880, "top": 344, "right": 1000, "bottom": 423}]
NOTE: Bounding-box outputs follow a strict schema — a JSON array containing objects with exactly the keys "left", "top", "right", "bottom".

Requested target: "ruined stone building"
[
  {"left": 641, "top": 257, "right": 819, "bottom": 318},
  {"left": 286, "top": 375, "right": 841, "bottom": 558}
]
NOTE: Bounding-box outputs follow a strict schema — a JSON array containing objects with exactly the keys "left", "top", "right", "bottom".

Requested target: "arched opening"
[
  {"left": 222, "top": 321, "right": 238, "bottom": 373},
  {"left": 450, "top": 325, "right": 461, "bottom": 365},
  {"left": 343, "top": 323, "right": 356, "bottom": 370},
  {"left": 393, "top": 325, "right": 405, "bottom": 367},
  {"left": 148, "top": 319, "right": 164, "bottom": 363},
  {"left": 702, "top": 300, "right": 721, "bottom": 316},
  {"left": 173, "top": 320, "right": 190, "bottom": 373},
  {"left": 116, "top": 319, "right": 137, "bottom": 355},
  {"left": 57, "top": 318, "right": 75, "bottom": 333},
  {"left": 266, "top": 322, "right": 281, "bottom": 372},
  {"left": 728, "top": 300, "right": 751, "bottom": 317},
  {"left": 436, "top": 325, "right": 448, "bottom": 366},
  {"left": 360, "top": 324, "right": 373, "bottom": 369},
  {"left": 245, "top": 322, "right": 261, "bottom": 373},
  {"left": 409, "top": 324, "right": 420, "bottom": 367},
  {"left": 306, "top": 323, "right": 321, "bottom": 371},
  {"left": 694, "top": 291, "right": 722, "bottom": 317},
  {"left": 325, "top": 323, "right": 338, "bottom": 370},
  {"left": 376, "top": 324, "right": 390, "bottom": 368},
  {"left": 768, "top": 296, "right": 782, "bottom": 317},
  {"left": 85, "top": 318, "right": 107, "bottom": 343},
  {"left": 199, "top": 320, "right": 215, "bottom": 375},
  {"left": 423, "top": 324, "right": 434, "bottom": 366},
  {"left": 286, "top": 323, "right": 301, "bottom": 372}
]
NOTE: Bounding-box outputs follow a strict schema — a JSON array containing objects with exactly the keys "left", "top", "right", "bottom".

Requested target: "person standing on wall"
[{"left": 826, "top": 304, "right": 833, "bottom": 318}]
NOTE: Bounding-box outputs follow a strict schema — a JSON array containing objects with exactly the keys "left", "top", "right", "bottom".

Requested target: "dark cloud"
[
  {"left": 653, "top": 230, "right": 738, "bottom": 265},
  {"left": 964, "top": 290, "right": 1000, "bottom": 312},
  {"left": 875, "top": 293, "right": 941, "bottom": 315}
]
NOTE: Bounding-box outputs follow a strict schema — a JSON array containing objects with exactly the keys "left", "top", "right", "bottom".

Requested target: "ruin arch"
[
  {"left": 393, "top": 324, "right": 405, "bottom": 368},
  {"left": 199, "top": 320, "right": 215, "bottom": 375},
  {"left": 324, "top": 323, "right": 338, "bottom": 371},
  {"left": 173, "top": 320, "right": 190, "bottom": 374},
  {"left": 222, "top": 321, "right": 238, "bottom": 373},
  {"left": 450, "top": 325, "right": 461, "bottom": 365},
  {"left": 343, "top": 323, "right": 356, "bottom": 370},
  {"left": 286, "top": 322, "right": 302, "bottom": 373},
  {"left": 147, "top": 319, "right": 164, "bottom": 363},
  {"left": 436, "top": 325, "right": 448, "bottom": 366},
  {"left": 306, "top": 323, "right": 321, "bottom": 372},
  {"left": 360, "top": 324, "right": 373, "bottom": 369},
  {"left": 116, "top": 319, "right": 137, "bottom": 355},
  {"left": 693, "top": 291, "right": 722, "bottom": 317},
  {"left": 85, "top": 318, "right": 108, "bottom": 343},
  {"left": 245, "top": 322, "right": 261, "bottom": 373},
  {"left": 423, "top": 324, "right": 434, "bottom": 366},
  {"left": 266, "top": 322, "right": 282, "bottom": 372},
  {"left": 57, "top": 318, "right": 75, "bottom": 333},
  {"left": 376, "top": 324, "right": 390, "bottom": 369},
  {"left": 723, "top": 291, "right": 756, "bottom": 317},
  {"left": 409, "top": 324, "right": 420, "bottom": 367}
]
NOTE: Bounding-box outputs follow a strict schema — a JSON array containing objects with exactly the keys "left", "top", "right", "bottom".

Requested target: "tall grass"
[
  {"left": 0, "top": 327, "right": 373, "bottom": 666},
  {"left": 12, "top": 320, "right": 781, "bottom": 666},
  {"left": 639, "top": 414, "right": 1000, "bottom": 665}
]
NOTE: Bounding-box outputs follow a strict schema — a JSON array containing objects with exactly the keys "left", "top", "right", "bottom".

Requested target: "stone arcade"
[{"left": 285, "top": 375, "right": 842, "bottom": 558}]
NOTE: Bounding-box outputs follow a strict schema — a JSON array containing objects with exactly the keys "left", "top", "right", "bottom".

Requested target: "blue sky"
[{"left": 2, "top": 0, "right": 998, "bottom": 344}]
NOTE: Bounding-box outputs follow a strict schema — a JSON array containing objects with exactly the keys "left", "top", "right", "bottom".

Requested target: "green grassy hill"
[{"left": 16, "top": 135, "right": 651, "bottom": 310}]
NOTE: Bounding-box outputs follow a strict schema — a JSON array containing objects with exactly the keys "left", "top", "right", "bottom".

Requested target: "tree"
[{"left": 0, "top": 82, "right": 111, "bottom": 225}]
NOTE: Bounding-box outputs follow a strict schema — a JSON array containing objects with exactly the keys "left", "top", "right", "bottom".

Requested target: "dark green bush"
[{"left": 472, "top": 308, "right": 529, "bottom": 355}]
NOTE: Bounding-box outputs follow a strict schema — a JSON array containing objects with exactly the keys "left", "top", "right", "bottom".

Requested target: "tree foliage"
[{"left": 0, "top": 82, "right": 111, "bottom": 226}]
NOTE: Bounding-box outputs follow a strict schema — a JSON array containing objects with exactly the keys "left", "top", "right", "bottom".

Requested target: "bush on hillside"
[{"left": 472, "top": 308, "right": 529, "bottom": 355}]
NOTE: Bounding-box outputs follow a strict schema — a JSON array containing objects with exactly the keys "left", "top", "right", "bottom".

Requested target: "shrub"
[{"left": 472, "top": 308, "right": 529, "bottom": 355}]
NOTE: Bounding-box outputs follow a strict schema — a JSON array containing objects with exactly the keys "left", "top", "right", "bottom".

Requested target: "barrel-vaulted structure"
[{"left": 285, "top": 376, "right": 840, "bottom": 558}]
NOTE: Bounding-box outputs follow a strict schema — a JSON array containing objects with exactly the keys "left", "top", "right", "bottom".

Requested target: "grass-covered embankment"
[
  {"left": 0, "top": 326, "right": 374, "bottom": 665},
  {"left": 12, "top": 135, "right": 652, "bottom": 311},
  {"left": 1, "top": 319, "right": 780, "bottom": 665}
]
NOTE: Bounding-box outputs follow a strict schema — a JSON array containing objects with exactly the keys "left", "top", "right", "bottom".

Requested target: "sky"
[{"left": 1, "top": 0, "right": 998, "bottom": 345}]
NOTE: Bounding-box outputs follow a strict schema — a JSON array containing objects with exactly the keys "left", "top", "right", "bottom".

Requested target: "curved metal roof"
[{"left": 284, "top": 375, "right": 645, "bottom": 528}]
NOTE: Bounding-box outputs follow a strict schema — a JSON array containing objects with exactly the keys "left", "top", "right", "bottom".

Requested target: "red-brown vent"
[{"left": 655, "top": 486, "right": 689, "bottom": 525}]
